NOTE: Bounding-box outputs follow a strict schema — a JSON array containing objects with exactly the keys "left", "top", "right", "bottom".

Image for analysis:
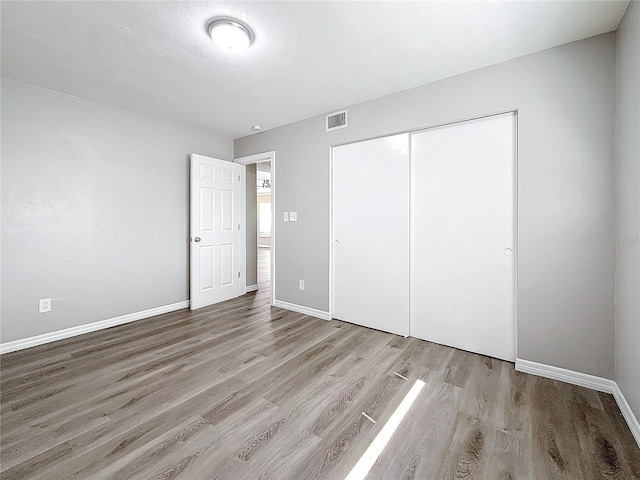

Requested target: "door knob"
[
  {"left": 334, "top": 240, "right": 339, "bottom": 246},
  {"left": 194, "top": 237, "right": 201, "bottom": 243},
  {"left": 504, "top": 248, "right": 512, "bottom": 256}
]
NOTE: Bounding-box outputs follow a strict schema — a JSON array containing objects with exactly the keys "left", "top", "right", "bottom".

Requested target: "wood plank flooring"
[{"left": 1, "top": 249, "right": 639, "bottom": 479}]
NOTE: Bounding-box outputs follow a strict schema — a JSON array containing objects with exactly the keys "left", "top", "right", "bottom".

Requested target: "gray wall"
[
  {"left": 235, "top": 33, "right": 617, "bottom": 379},
  {"left": 245, "top": 164, "right": 258, "bottom": 286},
  {"left": 615, "top": 2, "right": 640, "bottom": 421},
  {"left": 1, "top": 78, "right": 233, "bottom": 343}
]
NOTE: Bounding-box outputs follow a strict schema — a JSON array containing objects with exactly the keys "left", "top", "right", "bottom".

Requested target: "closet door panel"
[
  {"left": 332, "top": 134, "right": 410, "bottom": 336},
  {"left": 410, "top": 113, "right": 516, "bottom": 361}
]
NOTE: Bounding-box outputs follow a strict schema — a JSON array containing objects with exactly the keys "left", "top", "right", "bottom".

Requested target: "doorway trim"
[{"left": 234, "top": 151, "right": 276, "bottom": 306}]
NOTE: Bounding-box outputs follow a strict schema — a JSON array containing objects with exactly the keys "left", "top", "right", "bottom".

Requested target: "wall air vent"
[{"left": 326, "top": 109, "right": 348, "bottom": 132}]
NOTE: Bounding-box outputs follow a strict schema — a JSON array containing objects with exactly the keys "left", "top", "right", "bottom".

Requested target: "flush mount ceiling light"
[{"left": 207, "top": 17, "right": 254, "bottom": 52}]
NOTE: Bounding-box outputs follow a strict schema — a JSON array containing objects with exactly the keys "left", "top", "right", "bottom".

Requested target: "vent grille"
[{"left": 326, "top": 110, "right": 348, "bottom": 132}]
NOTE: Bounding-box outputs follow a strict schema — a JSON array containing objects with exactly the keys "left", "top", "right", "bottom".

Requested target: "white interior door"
[
  {"left": 410, "top": 113, "right": 516, "bottom": 361},
  {"left": 332, "top": 134, "right": 410, "bottom": 336},
  {"left": 190, "top": 154, "right": 244, "bottom": 310}
]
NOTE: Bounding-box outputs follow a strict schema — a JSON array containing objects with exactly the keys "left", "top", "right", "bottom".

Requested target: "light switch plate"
[
  {"left": 290, "top": 211, "right": 298, "bottom": 222},
  {"left": 283, "top": 212, "right": 289, "bottom": 222}
]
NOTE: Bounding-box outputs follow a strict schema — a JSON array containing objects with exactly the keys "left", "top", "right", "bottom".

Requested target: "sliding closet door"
[
  {"left": 332, "top": 134, "right": 410, "bottom": 336},
  {"left": 410, "top": 113, "right": 516, "bottom": 361}
]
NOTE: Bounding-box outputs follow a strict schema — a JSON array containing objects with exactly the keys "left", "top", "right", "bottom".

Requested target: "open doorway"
[
  {"left": 256, "top": 161, "right": 271, "bottom": 292},
  {"left": 235, "top": 151, "right": 275, "bottom": 306}
]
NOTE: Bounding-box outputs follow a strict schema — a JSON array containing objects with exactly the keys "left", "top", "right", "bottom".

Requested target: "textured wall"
[
  {"left": 1, "top": 78, "right": 233, "bottom": 343},
  {"left": 235, "top": 34, "right": 617, "bottom": 379}
]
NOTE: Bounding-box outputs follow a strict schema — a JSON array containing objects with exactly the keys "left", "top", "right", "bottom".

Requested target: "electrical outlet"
[
  {"left": 39, "top": 298, "right": 51, "bottom": 313},
  {"left": 283, "top": 212, "right": 289, "bottom": 222},
  {"left": 289, "top": 211, "right": 298, "bottom": 222},
  {"left": 299, "top": 280, "right": 305, "bottom": 291}
]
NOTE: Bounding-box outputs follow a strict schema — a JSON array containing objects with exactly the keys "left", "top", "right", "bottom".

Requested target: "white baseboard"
[
  {"left": 245, "top": 284, "right": 259, "bottom": 292},
  {"left": 0, "top": 300, "right": 190, "bottom": 355},
  {"left": 272, "top": 299, "right": 331, "bottom": 321},
  {"left": 515, "top": 358, "right": 615, "bottom": 393},
  {"left": 516, "top": 358, "right": 639, "bottom": 448},
  {"left": 613, "top": 383, "right": 640, "bottom": 447}
]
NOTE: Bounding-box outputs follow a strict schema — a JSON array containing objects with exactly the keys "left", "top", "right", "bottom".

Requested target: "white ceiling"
[{"left": 1, "top": 1, "right": 629, "bottom": 139}]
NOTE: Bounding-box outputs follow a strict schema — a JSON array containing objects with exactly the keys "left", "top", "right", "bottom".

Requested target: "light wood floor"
[{"left": 1, "top": 249, "right": 639, "bottom": 479}]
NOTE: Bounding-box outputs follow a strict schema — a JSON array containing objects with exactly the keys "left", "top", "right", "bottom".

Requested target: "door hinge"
[
  {"left": 238, "top": 224, "right": 241, "bottom": 230},
  {"left": 238, "top": 272, "right": 241, "bottom": 278},
  {"left": 238, "top": 175, "right": 241, "bottom": 181}
]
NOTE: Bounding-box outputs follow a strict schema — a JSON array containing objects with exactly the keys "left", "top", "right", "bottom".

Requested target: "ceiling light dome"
[{"left": 208, "top": 17, "right": 254, "bottom": 52}]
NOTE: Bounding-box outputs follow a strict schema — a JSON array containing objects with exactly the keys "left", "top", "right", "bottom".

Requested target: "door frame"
[
  {"left": 329, "top": 109, "right": 518, "bottom": 356},
  {"left": 234, "top": 151, "right": 276, "bottom": 306}
]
